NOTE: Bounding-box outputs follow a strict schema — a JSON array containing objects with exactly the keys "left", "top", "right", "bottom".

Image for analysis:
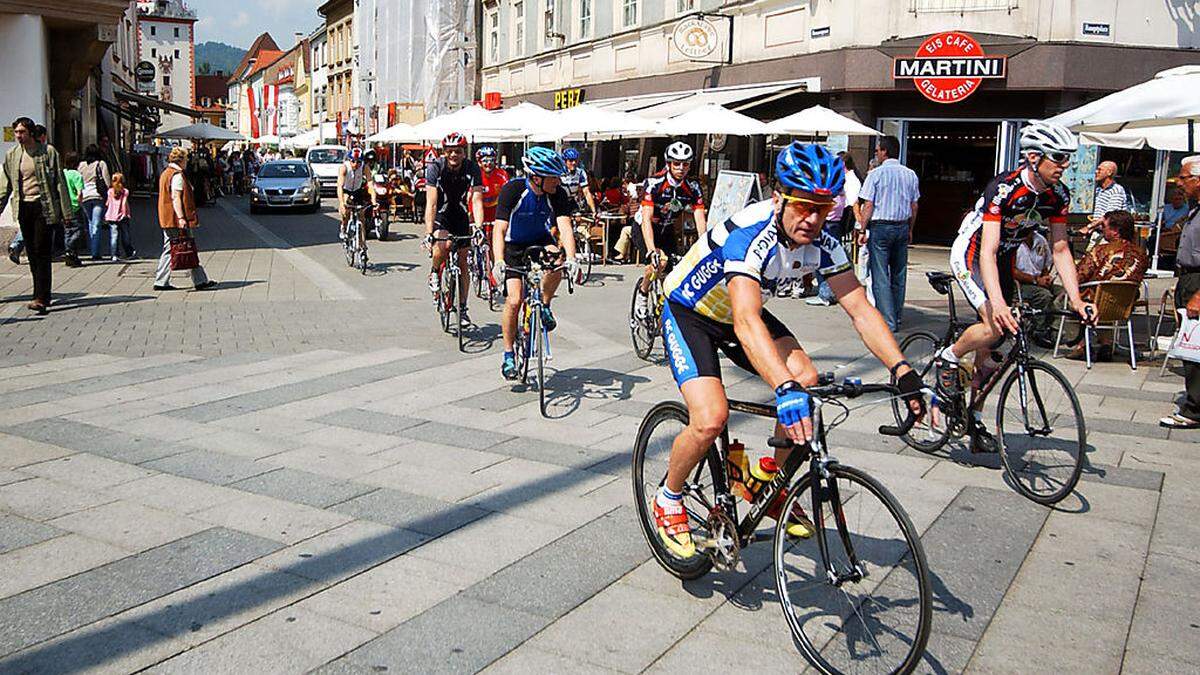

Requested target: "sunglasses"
[
  {"left": 1042, "top": 152, "right": 1072, "bottom": 166},
  {"left": 778, "top": 192, "right": 836, "bottom": 218}
]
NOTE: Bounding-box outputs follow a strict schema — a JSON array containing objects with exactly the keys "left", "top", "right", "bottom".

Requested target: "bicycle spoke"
[{"left": 997, "top": 362, "right": 1085, "bottom": 504}]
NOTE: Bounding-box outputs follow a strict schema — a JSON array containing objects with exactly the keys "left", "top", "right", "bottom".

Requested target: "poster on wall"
[
  {"left": 708, "top": 170, "right": 761, "bottom": 227},
  {"left": 1062, "top": 144, "right": 1099, "bottom": 214}
]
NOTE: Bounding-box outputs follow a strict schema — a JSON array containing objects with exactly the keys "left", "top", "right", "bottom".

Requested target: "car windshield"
[
  {"left": 259, "top": 164, "right": 309, "bottom": 179},
  {"left": 308, "top": 149, "right": 345, "bottom": 164}
]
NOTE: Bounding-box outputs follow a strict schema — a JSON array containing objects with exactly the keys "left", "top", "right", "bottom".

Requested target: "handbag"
[
  {"left": 1167, "top": 308, "right": 1200, "bottom": 364},
  {"left": 169, "top": 235, "right": 200, "bottom": 271}
]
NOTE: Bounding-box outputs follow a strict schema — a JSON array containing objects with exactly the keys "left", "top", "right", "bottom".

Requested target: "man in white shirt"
[
  {"left": 1011, "top": 229, "right": 1056, "bottom": 340},
  {"left": 1083, "top": 161, "right": 1130, "bottom": 248},
  {"left": 808, "top": 152, "right": 862, "bottom": 306}
]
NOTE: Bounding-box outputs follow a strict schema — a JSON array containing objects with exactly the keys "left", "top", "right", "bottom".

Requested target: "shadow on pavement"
[{"left": 541, "top": 366, "right": 651, "bottom": 419}]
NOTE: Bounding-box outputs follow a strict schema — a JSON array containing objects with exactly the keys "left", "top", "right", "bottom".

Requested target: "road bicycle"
[
  {"left": 431, "top": 233, "right": 475, "bottom": 352},
  {"left": 629, "top": 252, "right": 678, "bottom": 361},
  {"left": 509, "top": 245, "right": 573, "bottom": 418},
  {"left": 892, "top": 271, "right": 1087, "bottom": 505},
  {"left": 343, "top": 203, "right": 370, "bottom": 275},
  {"left": 632, "top": 376, "right": 931, "bottom": 674},
  {"left": 571, "top": 213, "right": 596, "bottom": 285},
  {"left": 469, "top": 224, "right": 501, "bottom": 312}
]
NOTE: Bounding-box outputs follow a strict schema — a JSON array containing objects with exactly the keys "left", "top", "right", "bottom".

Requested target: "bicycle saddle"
[{"left": 926, "top": 271, "right": 955, "bottom": 296}]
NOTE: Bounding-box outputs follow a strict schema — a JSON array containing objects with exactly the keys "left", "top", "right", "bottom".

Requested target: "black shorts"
[
  {"left": 433, "top": 217, "right": 473, "bottom": 251},
  {"left": 662, "top": 301, "right": 794, "bottom": 387},
  {"left": 503, "top": 238, "right": 557, "bottom": 281},
  {"left": 634, "top": 222, "right": 680, "bottom": 257}
]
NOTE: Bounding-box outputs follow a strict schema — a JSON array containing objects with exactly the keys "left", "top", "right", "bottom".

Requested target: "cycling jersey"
[
  {"left": 663, "top": 199, "right": 852, "bottom": 324},
  {"left": 341, "top": 161, "right": 365, "bottom": 193},
  {"left": 951, "top": 169, "right": 1070, "bottom": 310},
  {"left": 494, "top": 178, "right": 574, "bottom": 245},
  {"left": 641, "top": 171, "right": 705, "bottom": 226},
  {"left": 479, "top": 166, "right": 510, "bottom": 223},
  {"left": 560, "top": 166, "right": 589, "bottom": 209},
  {"left": 425, "top": 157, "right": 482, "bottom": 231}
]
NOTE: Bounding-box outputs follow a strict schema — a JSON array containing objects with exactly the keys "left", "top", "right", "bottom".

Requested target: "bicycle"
[
  {"left": 570, "top": 213, "right": 595, "bottom": 286},
  {"left": 632, "top": 375, "right": 931, "bottom": 674},
  {"left": 469, "top": 224, "right": 501, "bottom": 312},
  {"left": 343, "top": 203, "right": 371, "bottom": 275},
  {"left": 431, "top": 233, "right": 475, "bottom": 352},
  {"left": 892, "top": 271, "right": 1087, "bottom": 505},
  {"left": 508, "top": 245, "right": 573, "bottom": 418},
  {"left": 629, "top": 252, "right": 678, "bottom": 361}
]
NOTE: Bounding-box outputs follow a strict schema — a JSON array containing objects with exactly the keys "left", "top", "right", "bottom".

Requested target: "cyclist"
[
  {"left": 559, "top": 147, "right": 597, "bottom": 214},
  {"left": 941, "top": 120, "right": 1096, "bottom": 453},
  {"left": 492, "top": 147, "right": 578, "bottom": 381},
  {"left": 477, "top": 146, "right": 510, "bottom": 226},
  {"left": 634, "top": 141, "right": 708, "bottom": 320},
  {"left": 652, "top": 142, "right": 926, "bottom": 559},
  {"left": 337, "top": 147, "right": 373, "bottom": 250},
  {"left": 424, "top": 132, "right": 484, "bottom": 323}
]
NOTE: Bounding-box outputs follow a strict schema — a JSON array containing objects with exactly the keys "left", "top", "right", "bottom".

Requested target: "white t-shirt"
[
  {"left": 1014, "top": 232, "right": 1051, "bottom": 278},
  {"left": 170, "top": 162, "right": 185, "bottom": 194}
]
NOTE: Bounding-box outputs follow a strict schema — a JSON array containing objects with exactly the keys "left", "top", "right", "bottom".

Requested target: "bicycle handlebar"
[{"left": 760, "top": 375, "right": 921, "bottom": 445}]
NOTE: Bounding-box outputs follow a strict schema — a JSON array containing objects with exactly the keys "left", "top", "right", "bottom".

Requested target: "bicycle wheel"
[
  {"left": 631, "top": 401, "right": 717, "bottom": 580},
  {"left": 523, "top": 305, "right": 538, "bottom": 387},
  {"left": 891, "top": 331, "right": 952, "bottom": 453},
  {"left": 458, "top": 276, "right": 468, "bottom": 353},
  {"left": 344, "top": 220, "right": 356, "bottom": 268},
  {"left": 630, "top": 279, "right": 656, "bottom": 361},
  {"left": 995, "top": 360, "right": 1085, "bottom": 505},
  {"left": 359, "top": 247, "right": 369, "bottom": 275},
  {"left": 575, "top": 231, "right": 592, "bottom": 285},
  {"left": 775, "top": 464, "right": 931, "bottom": 675},
  {"left": 536, "top": 320, "right": 548, "bottom": 417},
  {"left": 439, "top": 266, "right": 454, "bottom": 334}
]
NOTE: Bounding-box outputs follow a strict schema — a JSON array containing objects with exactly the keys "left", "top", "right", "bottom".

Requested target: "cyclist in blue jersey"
[
  {"left": 652, "top": 142, "right": 927, "bottom": 560},
  {"left": 559, "top": 147, "right": 597, "bottom": 214},
  {"left": 493, "top": 147, "right": 579, "bottom": 380}
]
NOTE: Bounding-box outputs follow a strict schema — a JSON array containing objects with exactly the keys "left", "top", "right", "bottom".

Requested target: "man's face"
[
  {"left": 479, "top": 156, "right": 494, "bottom": 170},
  {"left": 1031, "top": 151, "right": 1069, "bottom": 185},
  {"left": 445, "top": 147, "right": 465, "bottom": 167},
  {"left": 775, "top": 190, "right": 834, "bottom": 246},
  {"left": 1170, "top": 189, "right": 1186, "bottom": 206},
  {"left": 1095, "top": 161, "right": 1115, "bottom": 182},
  {"left": 13, "top": 125, "right": 31, "bottom": 146},
  {"left": 1179, "top": 166, "right": 1200, "bottom": 198},
  {"left": 668, "top": 160, "right": 689, "bottom": 180},
  {"left": 564, "top": 158, "right": 577, "bottom": 172}
]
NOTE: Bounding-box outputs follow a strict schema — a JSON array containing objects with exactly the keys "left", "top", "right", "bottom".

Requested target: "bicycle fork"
[
  {"left": 1015, "top": 365, "right": 1054, "bottom": 436},
  {"left": 806, "top": 406, "right": 868, "bottom": 588}
]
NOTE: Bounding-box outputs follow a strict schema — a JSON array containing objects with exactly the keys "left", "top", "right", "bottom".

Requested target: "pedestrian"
[
  {"left": 809, "top": 152, "right": 863, "bottom": 307},
  {"left": 855, "top": 135, "right": 920, "bottom": 332},
  {"left": 7, "top": 149, "right": 82, "bottom": 265},
  {"left": 231, "top": 151, "right": 245, "bottom": 195},
  {"left": 1011, "top": 228, "right": 1057, "bottom": 343},
  {"left": 154, "top": 147, "right": 216, "bottom": 292},
  {"left": 0, "top": 117, "right": 74, "bottom": 314},
  {"left": 1082, "top": 160, "right": 1131, "bottom": 249},
  {"left": 78, "top": 144, "right": 112, "bottom": 260},
  {"left": 105, "top": 172, "right": 136, "bottom": 260},
  {"left": 1160, "top": 155, "right": 1200, "bottom": 429}
]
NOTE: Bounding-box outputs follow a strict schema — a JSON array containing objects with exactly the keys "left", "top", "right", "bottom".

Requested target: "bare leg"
[
  {"left": 502, "top": 276, "right": 523, "bottom": 352},
  {"left": 665, "top": 377, "right": 728, "bottom": 494}
]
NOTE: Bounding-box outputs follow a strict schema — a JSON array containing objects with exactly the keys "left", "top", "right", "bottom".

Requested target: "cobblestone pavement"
[{"left": 0, "top": 196, "right": 1196, "bottom": 673}]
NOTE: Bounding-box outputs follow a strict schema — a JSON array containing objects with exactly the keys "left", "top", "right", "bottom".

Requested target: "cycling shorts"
[
  {"left": 950, "top": 212, "right": 1016, "bottom": 313},
  {"left": 662, "top": 300, "right": 793, "bottom": 388},
  {"left": 503, "top": 237, "right": 557, "bottom": 281}
]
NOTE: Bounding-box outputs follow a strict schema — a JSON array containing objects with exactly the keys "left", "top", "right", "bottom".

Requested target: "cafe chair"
[{"left": 1055, "top": 280, "right": 1141, "bottom": 371}]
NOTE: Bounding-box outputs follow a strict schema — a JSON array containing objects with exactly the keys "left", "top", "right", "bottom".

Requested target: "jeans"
[
  {"left": 17, "top": 201, "right": 52, "bottom": 304},
  {"left": 866, "top": 220, "right": 910, "bottom": 332},
  {"left": 110, "top": 218, "right": 136, "bottom": 257},
  {"left": 82, "top": 199, "right": 107, "bottom": 259},
  {"left": 815, "top": 217, "right": 849, "bottom": 303},
  {"left": 155, "top": 228, "right": 209, "bottom": 288}
]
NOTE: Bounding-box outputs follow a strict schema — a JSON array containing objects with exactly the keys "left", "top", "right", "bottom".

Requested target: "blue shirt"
[
  {"left": 493, "top": 178, "right": 574, "bottom": 244},
  {"left": 860, "top": 158, "right": 920, "bottom": 222},
  {"left": 1164, "top": 201, "right": 1190, "bottom": 229}
]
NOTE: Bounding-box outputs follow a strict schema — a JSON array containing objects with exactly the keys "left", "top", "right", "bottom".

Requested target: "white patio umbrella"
[
  {"left": 408, "top": 105, "right": 518, "bottom": 142},
  {"left": 530, "top": 104, "right": 661, "bottom": 141},
  {"left": 488, "top": 102, "right": 559, "bottom": 138},
  {"left": 366, "top": 122, "right": 419, "bottom": 144},
  {"left": 766, "top": 105, "right": 881, "bottom": 137},
  {"left": 287, "top": 123, "right": 339, "bottom": 148},
  {"left": 154, "top": 122, "right": 244, "bottom": 141},
  {"left": 251, "top": 134, "right": 281, "bottom": 146},
  {"left": 1047, "top": 66, "right": 1200, "bottom": 137},
  {"left": 657, "top": 103, "right": 770, "bottom": 136},
  {"left": 1079, "top": 123, "right": 1200, "bottom": 152}
]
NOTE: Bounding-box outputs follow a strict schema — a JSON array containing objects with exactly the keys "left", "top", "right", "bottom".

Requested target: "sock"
[
  {"left": 939, "top": 346, "right": 959, "bottom": 364},
  {"left": 503, "top": 350, "right": 514, "bottom": 360},
  {"left": 657, "top": 485, "right": 682, "bottom": 508}
]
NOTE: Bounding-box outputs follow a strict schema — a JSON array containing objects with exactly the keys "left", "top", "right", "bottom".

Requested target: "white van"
[{"left": 305, "top": 144, "right": 348, "bottom": 195}]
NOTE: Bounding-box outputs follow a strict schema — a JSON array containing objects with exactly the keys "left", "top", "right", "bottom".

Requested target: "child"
[{"left": 104, "top": 173, "right": 136, "bottom": 261}]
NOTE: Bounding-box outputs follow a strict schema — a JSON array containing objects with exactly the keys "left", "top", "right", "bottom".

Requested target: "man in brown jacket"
[
  {"left": 0, "top": 117, "right": 73, "bottom": 314},
  {"left": 154, "top": 147, "right": 215, "bottom": 291}
]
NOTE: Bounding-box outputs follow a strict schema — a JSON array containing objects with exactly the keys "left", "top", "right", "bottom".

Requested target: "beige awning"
[{"left": 589, "top": 78, "right": 817, "bottom": 119}]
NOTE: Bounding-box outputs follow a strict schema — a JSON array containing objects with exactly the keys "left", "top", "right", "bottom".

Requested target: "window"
[
  {"left": 163, "top": 75, "right": 170, "bottom": 86},
  {"left": 487, "top": 9, "right": 499, "bottom": 63},
  {"left": 173, "top": 27, "right": 180, "bottom": 38},
  {"left": 544, "top": 0, "right": 557, "bottom": 47},
  {"left": 174, "top": 49, "right": 180, "bottom": 58},
  {"left": 621, "top": 0, "right": 638, "bottom": 28},
  {"left": 578, "top": 0, "right": 592, "bottom": 38},
  {"left": 151, "top": 48, "right": 157, "bottom": 57},
  {"left": 676, "top": 0, "right": 695, "bottom": 13},
  {"left": 149, "top": 25, "right": 155, "bottom": 36},
  {"left": 513, "top": 1, "right": 525, "bottom": 57}
]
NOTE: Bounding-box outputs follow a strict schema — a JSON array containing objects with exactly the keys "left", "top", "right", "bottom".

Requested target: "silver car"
[{"left": 250, "top": 160, "right": 322, "bottom": 213}]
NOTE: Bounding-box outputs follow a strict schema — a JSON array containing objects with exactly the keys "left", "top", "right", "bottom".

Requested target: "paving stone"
[
  {"left": 20, "top": 453, "right": 156, "bottom": 489},
  {"left": 968, "top": 600, "right": 1125, "bottom": 672},
  {"left": 330, "top": 488, "right": 489, "bottom": 537},
  {"left": 296, "top": 424, "right": 408, "bottom": 454},
  {"left": 1078, "top": 461, "right": 1164, "bottom": 492},
  {"left": 644, "top": 625, "right": 809, "bottom": 674},
  {"left": 488, "top": 436, "right": 617, "bottom": 471},
  {"left": 180, "top": 428, "right": 302, "bottom": 460},
  {"left": 0, "top": 432, "right": 74, "bottom": 468},
  {"left": 482, "top": 646, "right": 624, "bottom": 674},
  {"left": 357, "top": 462, "right": 500, "bottom": 502},
  {"left": 0, "top": 514, "right": 62, "bottom": 555},
  {"left": 254, "top": 520, "right": 427, "bottom": 585},
  {"left": 311, "top": 408, "right": 428, "bottom": 436},
  {"left": 109, "top": 473, "right": 245, "bottom": 515},
  {"left": 3, "top": 418, "right": 188, "bottom": 465},
  {"left": 191, "top": 492, "right": 353, "bottom": 545},
  {"left": 231, "top": 468, "right": 375, "bottom": 508},
  {"left": 142, "top": 449, "right": 277, "bottom": 486},
  {"left": 0, "top": 477, "right": 116, "bottom": 521},
  {"left": 0, "top": 612, "right": 190, "bottom": 675},
  {"left": 47, "top": 500, "right": 209, "bottom": 552},
  {"left": 295, "top": 559, "right": 461, "bottom": 634},
  {"left": 398, "top": 420, "right": 515, "bottom": 451},
  {"left": 268, "top": 445, "right": 398, "bottom": 480},
  {"left": 0, "top": 534, "right": 127, "bottom": 600},
  {"left": 371, "top": 440, "right": 508, "bottom": 471}
]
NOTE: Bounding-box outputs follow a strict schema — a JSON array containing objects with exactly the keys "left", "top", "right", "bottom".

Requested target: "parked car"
[
  {"left": 306, "top": 144, "right": 347, "bottom": 195},
  {"left": 250, "top": 160, "right": 321, "bottom": 214}
]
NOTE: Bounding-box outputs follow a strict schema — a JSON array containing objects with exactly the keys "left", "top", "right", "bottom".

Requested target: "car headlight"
[{"left": 298, "top": 184, "right": 314, "bottom": 195}]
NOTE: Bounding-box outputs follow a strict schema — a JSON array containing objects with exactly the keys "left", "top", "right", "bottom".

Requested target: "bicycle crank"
[{"left": 693, "top": 510, "right": 740, "bottom": 571}]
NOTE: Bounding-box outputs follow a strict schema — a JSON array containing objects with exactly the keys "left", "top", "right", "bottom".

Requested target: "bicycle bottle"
[
  {"left": 744, "top": 457, "right": 779, "bottom": 502},
  {"left": 727, "top": 440, "right": 750, "bottom": 501}
]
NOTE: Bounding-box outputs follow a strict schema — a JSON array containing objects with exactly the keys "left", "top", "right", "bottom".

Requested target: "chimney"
[{"left": 295, "top": 32, "right": 304, "bottom": 47}]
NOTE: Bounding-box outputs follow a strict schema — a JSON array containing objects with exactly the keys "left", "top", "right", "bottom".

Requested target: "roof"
[
  {"left": 244, "top": 50, "right": 284, "bottom": 80},
  {"left": 227, "top": 32, "right": 280, "bottom": 84},
  {"left": 194, "top": 74, "right": 228, "bottom": 101}
]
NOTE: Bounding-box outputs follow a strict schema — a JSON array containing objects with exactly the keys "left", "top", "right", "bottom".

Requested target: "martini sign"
[{"left": 893, "top": 32, "right": 1006, "bottom": 104}]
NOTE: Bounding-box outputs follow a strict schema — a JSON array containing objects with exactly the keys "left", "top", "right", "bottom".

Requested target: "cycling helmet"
[
  {"left": 522, "top": 146, "right": 567, "bottom": 177},
  {"left": 363, "top": 149, "right": 377, "bottom": 163},
  {"left": 1019, "top": 121, "right": 1078, "bottom": 156},
  {"left": 475, "top": 146, "right": 497, "bottom": 161},
  {"left": 348, "top": 148, "right": 363, "bottom": 163},
  {"left": 775, "top": 142, "right": 845, "bottom": 197},
  {"left": 562, "top": 147, "right": 581, "bottom": 161},
  {"left": 441, "top": 132, "right": 468, "bottom": 150},
  {"left": 665, "top": 141, "right": 694, "bottom": 162}
]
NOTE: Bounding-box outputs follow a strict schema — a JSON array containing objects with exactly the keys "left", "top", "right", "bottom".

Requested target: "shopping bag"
[
  {"left": 169, "top": 236, "right": 200, "bottom": 271},
  {"left": 1167, "top": 309, "right": 1200, "bottom": 364}
]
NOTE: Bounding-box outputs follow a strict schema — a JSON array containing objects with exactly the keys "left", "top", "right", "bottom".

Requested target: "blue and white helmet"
[
  {"left": 561, "top": 147, "right": 581, "bottom": 161},
  {"left": 522, "top": 146, "right": 567, "bottom": 177},
  {"left": 475, "top": 145, "right": 497, "bottom": 161},
  {"left": 775, "top": 142, "right": 845, "bottom": 197}
]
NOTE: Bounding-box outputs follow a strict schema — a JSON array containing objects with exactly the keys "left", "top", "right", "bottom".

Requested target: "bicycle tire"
[
  {"left": 575, "top": 231, "right": 592, "bottom": 285},
  {"left": 440, "top": 265, "right": 454, "bottom": 334},
  {"left": 996, "top": 360, "right": 1086, "bottom": 505},
  {"left": 630, "top": 279, "right": 657, "bottom": 361},
  {"left": 536, "top": 318, "right": 548, "bottom": 417},
  {"left": 630, "top": 401, "right": 716, "bottom": 580},
  {"left": 359, "top": 247, "right": 369, "bottom": 275},
  {"left": 524, "top": 305, "right": 538, "bottom": 387},
  {"left": 892, "top": 331, "right": 952, "bottom": 453},
  {"left": 775, "top": 463, "right": 932, "bottom": 675},
  {"left": 458, "top": 280, "right": 468, "bottom": 353}
]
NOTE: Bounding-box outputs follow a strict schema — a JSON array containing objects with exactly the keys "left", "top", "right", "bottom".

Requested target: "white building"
[
  {"left": 136, "top": 0, "right": 196, "bottom": 130},
  {"left": 308, "top": 24, "right": 329, "bottom": 131}
]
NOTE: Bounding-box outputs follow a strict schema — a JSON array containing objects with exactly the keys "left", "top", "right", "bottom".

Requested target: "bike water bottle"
[
  {"left": 727, "top": 440, "right": 751, "bottom": 501},
  {"left": 745, "top": 457, "right": 779, "bottom": 503}
]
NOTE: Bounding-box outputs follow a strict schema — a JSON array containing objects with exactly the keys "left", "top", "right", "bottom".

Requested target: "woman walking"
[
  {"left": 0, "top": 117, "right": 73, "bottom": 314},
  {"left": 155, "top": 147, "right": 215, "bottom": 292},
  {"left": 104, "top": 172, "right": 136, "bottom": 260},
  {"left": 78, "top": 144, "right": 112, "bottom": 260}
]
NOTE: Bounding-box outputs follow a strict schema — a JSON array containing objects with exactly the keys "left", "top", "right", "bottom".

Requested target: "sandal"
[{"left": 1159, "top": 413, "right": 1200, "bottom": 430}]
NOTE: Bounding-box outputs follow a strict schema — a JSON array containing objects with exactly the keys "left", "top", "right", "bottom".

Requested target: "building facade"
[
  {"left": 307, "top": 24, "right": 329, "bottom": 131},
  {"left": 194, "top": 73, "right": 228, "bottom": 127},
  {"left": 319, "top": 0, "right": 356, "bottom": 137},
  {"left": 226, "top": 32, "right": 281, "bottom": 139},
  {"left": 135, "top": 0, "right": 196, "bottom": 118}
]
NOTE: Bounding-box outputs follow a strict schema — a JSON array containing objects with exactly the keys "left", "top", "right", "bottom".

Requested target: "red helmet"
[{"left": 441, "top": 132, "right": 468, "bottom": 150}]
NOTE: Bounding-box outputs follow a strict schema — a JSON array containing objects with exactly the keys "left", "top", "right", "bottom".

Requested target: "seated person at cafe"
[
  {"left": 1064, "top": 209, "right": 1148, "bottom": 360},
  {"left": 1011, "top": 228, "right": 1058, "bottom": 344}
]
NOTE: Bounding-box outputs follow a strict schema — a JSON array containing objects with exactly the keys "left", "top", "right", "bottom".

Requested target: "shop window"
[
  {"left": 578, "top": 0, "right": 592, "bottom": 38},
  {"left": 621, "top": 0, "right": 638, "bottom": 28},
  {"left": 676, "top": 0, "right": 695, "bottom": 14}
]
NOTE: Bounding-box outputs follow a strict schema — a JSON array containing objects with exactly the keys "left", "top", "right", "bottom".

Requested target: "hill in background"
[{"left": 195, "top": 41, "right": 246, "bottom": 76}]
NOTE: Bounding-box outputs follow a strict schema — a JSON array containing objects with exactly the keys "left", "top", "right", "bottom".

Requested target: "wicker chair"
[{"left": 1087, "top": 280, "right": 1142, "bottom": 370}]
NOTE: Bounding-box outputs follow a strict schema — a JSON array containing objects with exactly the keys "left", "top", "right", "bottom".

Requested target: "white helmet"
[
  {"left": 665, "top": 141, "right": 694, "bottom": 162},
  {"left": 1019, "top": 121, "right": 1078, "bottom": 156}
]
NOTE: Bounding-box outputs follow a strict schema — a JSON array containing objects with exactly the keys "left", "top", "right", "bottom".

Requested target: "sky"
[{"left": 190, "top": 0, "right": 322, "bottom": 49}]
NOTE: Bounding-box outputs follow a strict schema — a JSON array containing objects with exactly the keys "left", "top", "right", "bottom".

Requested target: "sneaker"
[
  {"left": 541, "top": 305, "right": 557, "bottom": 332},
  {"left": 64, "top": 255, "right": 83, "bottom": 268},
  {"left": 969, "top": 419, "right": 998, "bottom": 454},
  {"left": 767, "top": 489, "right": 816, "bottom": 539},
  {"left": 427, "top": 272, "right": 440, "bottom": 294},
  {"left": 805, "top": 296, "right": 832, "bottom": 307},
  {"left": 111, "top": 256, "right": 119, "bottom": 262},
  {"left": 459, "top": 306, "right": 470, "bottom": 325},
  {"left": 6, "top": 247, "right": 18, "bottom": 265},
  {"left": 653, "top": 496, "right": 696, "bottom": 559},
  {"left": 634, "top": 288, "right": 649, "bottom": 320},
  {"left": 934, "top": 357, "right": 962, "bottom": 399},
  {"left": 501, "top": 352, "right": 518, "bottom": 380}
]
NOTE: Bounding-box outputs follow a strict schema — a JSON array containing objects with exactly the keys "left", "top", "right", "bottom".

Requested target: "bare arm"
[
  {"left": 582, "top": 186, "right": 597, "bottom": 214},
  {"left": 492, "top": 219, "right": 508, "bottom": 267},
  {"left": 557, "top": 215, "right": 577, "bottom": 260},
  {"left": 471, "top": 189, "right": 484, "bottom": 229},
  {"left": 833, "top": 273, "right": 912, "bottom": 376},
  {"left": 729, "top": 276, "right": 793, "bottom": 389},
  {"left": 640, "top": 203, "right": 656, "bottom": 252},
  {"left": 694, "top": 208, "right": 708, "bottom": 235},
  {"left": 424, "top": 186, "right": 438, "bottom": 236}
]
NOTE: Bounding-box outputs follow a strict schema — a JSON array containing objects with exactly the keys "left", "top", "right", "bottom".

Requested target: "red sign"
[
  {"left": 893, "top": 32, "right": 1007, "bottom": 104},
  {"left": 481, "top": 92, "right": 503, "bottom": 110}
]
